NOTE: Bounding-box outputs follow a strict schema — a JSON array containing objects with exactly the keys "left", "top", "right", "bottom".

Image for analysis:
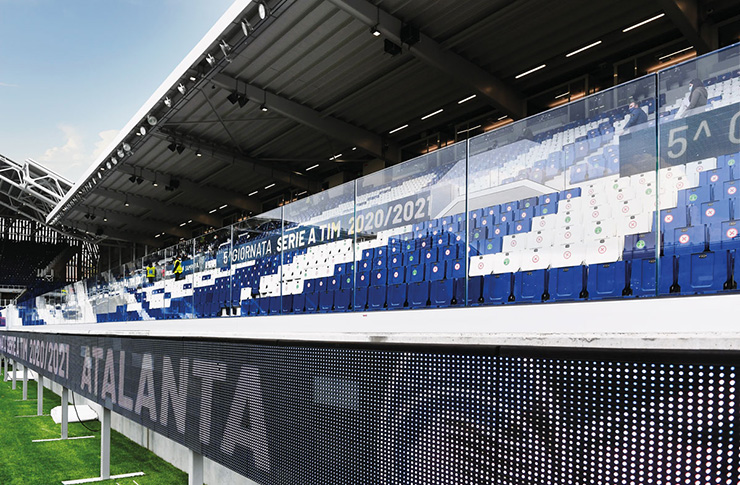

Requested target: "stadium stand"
[{"left": 13, "top": 48, "right": 740, "bottom": 326}]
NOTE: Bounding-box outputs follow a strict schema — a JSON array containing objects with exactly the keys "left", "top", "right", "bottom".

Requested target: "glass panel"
[
  {"left": 192, "top": 227, "right": 231, "bottom": 318},
  {"left": 122, "top": 257, "right": 145, "bottom": 322},
  {"left": 657, "top": 43, "right": 740, "bottom": 296},
  {"left": 164, "top": 240, "right": 195, "bottom": 319},
  {"left": 108, "top": 265, "right": 127, "bottom": 322},
  {"left": 230, "top": 208, "right": 283, "bottom": 316},
  {"left": 282, "top": 183, "right": 356, "bottom": 314},
  {"left": 355, "top": 143, "right": 467, "bottom": 311},
  {"left": 469, "top": 75, "right": 657, "bottom": 305}
]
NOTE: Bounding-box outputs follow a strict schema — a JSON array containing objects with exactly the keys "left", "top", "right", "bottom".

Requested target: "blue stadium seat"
[
  {"left": 389, "top": 267, "right": 405, "bottom": 284},
  {"left": 668, "top": 226, "right": 707, "bottom": 256},
  {"left": 481, "top": 273, "right": 513, "bottom": 304},
  {"left": 587, "top": 262, "right": 627, "bottom": 300},
  {"left": 630, "top": 257, "right": 675, "bottom": 297},
  {"left": 513, "top": 270, "right": 547, "bottom": 303},
  {"left": 548, "top": 266, "right": 586, "bottom": 301},
  {"left": 372, "top": 269, "right": 387, "bottom": 286},
  {"left": 292, "top": 293, "right": 305, "bottom": 313},
  {"left": 387, "top": 284, "right": 407, "bottom": 309},
  {"left": 709, "top": 220, "right": 740, "bottom": 251},
  {"left": 368, "top": 285, "right": 386, "bottom": 310},
  {"left": 353, "top": 286, "right": 368, "bottom": 311},
  {"left": 318, "top": 291, "right": 334, "bottom": 313},
  {"left": 677, "top": 251, "right": 730, "bottom": 294},
  {"left": 430, "top": 280, "right": 453, "bottom": 307},
  {"left": 407, "top": 264, "right": 425, "bottom": 283},
  {"left": 334, "top": 289, "right": 351, "bottom": 312},
  {"left": 305, "top": 292, "right": 319, "bottom": 313},
  {"left": 624, "top": 232, "right": 657, "bottom": 260},
  {"left": 427, "top": 261, "right": 445, "bottom": 281},
  {"left": 660, "top": 207, "right": 688, "bottom": 234},
  {"left": 697, "top": 200, "right": 731, "bottom": 226},
  {"left": 408, "top": 281, "right": 430, "bottom": 309}
]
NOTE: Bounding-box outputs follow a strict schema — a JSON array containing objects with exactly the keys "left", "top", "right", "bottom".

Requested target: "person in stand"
[
  {"left": 173, "top": 254, "right": 183, "bottom": 281},
  {"left": 623, "top": 99, "right": 648, "bottom": 131},
  {"left": 675, "top": 78, "right": 708, "bottom": 119},
  {"left": 146, "top": 261, "right": 156, "bottom": 285}
]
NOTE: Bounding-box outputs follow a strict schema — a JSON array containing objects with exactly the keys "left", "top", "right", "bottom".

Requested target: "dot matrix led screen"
[{"left": 1, "top": 331, "right": 736, "bottom": 484}]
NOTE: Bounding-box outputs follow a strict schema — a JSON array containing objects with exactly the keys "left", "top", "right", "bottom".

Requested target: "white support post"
[
  {"left": 11, "top": 360, "right": 16, "bottom": 390},
  {"left": 61, "top": 387, "right": 69, "bottom": 439},
  {"left": 37, "top": 374, "right": 44, "bottom": 415},
  {"left": 22, "top": 365, "right": 28, "bottom": 400},
  {"left": 189, "top": 449, "right": 204, "bottom": 485},
  {"left": 101, "top": 407, "right": 111, "bottom": 480}
]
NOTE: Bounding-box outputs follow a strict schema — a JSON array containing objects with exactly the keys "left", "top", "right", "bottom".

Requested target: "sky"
[{"left": 0, "top": 0, "right": 236, "bottom": 184}]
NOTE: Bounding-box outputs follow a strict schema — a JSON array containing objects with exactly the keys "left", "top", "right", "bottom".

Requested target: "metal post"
[
  {"left": 22, "top": 365, "right": 28, "bottom": 400},
  {"left": 11, "top": 360, "right": 16, "bottom": 390},
  {"left": 37, "top": 374, "right": 44, "bottom": 415},
  {"left": 101, "top": 407, "right": 111, "bottom": 480},
  {"left": 189, "top": 449, "right": 204, "bottom": 485},
  {"left": 61, "top": 387, "right": 69, "bottom": 439},
  {"left": 2, "top": 355, "right": 6, "bottom": 380}
]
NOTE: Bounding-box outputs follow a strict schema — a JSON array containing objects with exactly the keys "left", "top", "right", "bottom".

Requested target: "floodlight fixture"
[
  {"left": 196, "top": 149, "right": 202, "bottom": 157},
  {"left": 129, "top": 175, "right": 137, "bottom": 183},
  {"left": 261, "top": 104, "right": 268, "bottom": 112},
  {"left": 136, "top": 176, "right": 143, "bottom": 185},
  {"left": 176, "top": 145, "right": 185, "bottom": 155},
  {"left": 168, "top": 142, "right": 177, "bottom": 152},
  {"left": 206, "top": 53, "right": 216, "bottom": 67},
  {"left": 139, "top": 126, "right": 147, "bottom": 136},
  {"left": 163, "top": 97, "right": 172, "bottom": 108},
  {"left": 110, "top": 157, "right": 118, "bottom": 165},
  {"left": 177, "top": 83, "right": 186, "bottom": 95},
  {"left": 241, "top": 19, "right": 253, "bottom": 36},
  {"left": 117, "top": 148, "right": 125, "bottom": 158},
  {"left": 237, "top": 95, "right": 248, "bottom": 108},
  {"left": 122, "top": 142, "right": 132, "bottom": 153},
  {"left": 371, "top": 26, "right": 381, "bottom": 37},
  {"left": 146, "top": 115, "right": 157, "bottom": 126},
  {"left": 227, "top": 91, "right": 240, "bottom": 105},
  {"left": 258, "top": 1, "right": 269, "bottom": 19}
]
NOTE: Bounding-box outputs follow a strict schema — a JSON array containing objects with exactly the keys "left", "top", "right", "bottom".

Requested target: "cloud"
[
  {"left": 37, "top": 126, "right": 120, "bottom": 183},
  {"left": 0, "top": 82, "right": 18, "bottom": 87},
  {"left": 92, "top": 129, "right": 119, "bottom": 160}
]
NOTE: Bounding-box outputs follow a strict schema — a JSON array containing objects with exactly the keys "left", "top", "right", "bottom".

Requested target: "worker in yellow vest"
[
  {"left": 146, "top": 261, "right": 156, "bottom": 285},
  {"left": 173, "top": 255, "right": 183, "bottom": 281}
]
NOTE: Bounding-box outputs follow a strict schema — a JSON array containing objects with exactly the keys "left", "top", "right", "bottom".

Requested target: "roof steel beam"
[
  {"left": 155, "top": 128, "right": 322, "bottom": 193},
  {"left": 211, "top": 73, "right": 400, "bottom": 163},
  {"left": 327, "top": 0, "right": 526, "bottom": 119},
  {"left": 655, "top": 0, "right": 714, "bottom": 54},
  {"left": 117, "top": 165, "right": 262, "bottom": 213},
  {"left": 95, "top": 188, "right": 222, "bottom": 228}
]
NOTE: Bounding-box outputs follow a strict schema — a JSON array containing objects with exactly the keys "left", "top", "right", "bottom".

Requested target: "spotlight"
[
  {"left": 90, "top": 214, "right": 96, "bottom": 221},
  {"left": 129, "top": 175, "right": 137, "bottom": 183},
  {"left": 139, "top": 126, "right": 147, "bottom": 136},
  {"left": 261, "top": 105, "right": 268, "bottom": 112},
  {"left": 122, "top": 142, "right": 132, "bottom": 153},
  {"left": 176, "top": 145, "right": 185, "bottom": 154},
  {"left": 177, "top": 83, "right": 186, "bottom": 95},
  {"left": 241, "top": 19, "right": 253, "bottom": 36},
  {"left": 136, "top": 177, "right": 143, "bottom": 185},
  {"left": 205, "top": 53, "right": 216, "bottom": 67},
  {"left": 168, "top": 142, "right": 177, "bottom": 152},
  {"left": 164, "top": 97, "right": 172, "bottom": 108},
  {"left": 110, "top": 157, "right": 118, "bottom": 165},
  {"left": 258, "top": 1, "right": 269, "bottom": 19},
  {"left": 117, "top": 148, "right": 125, "bottom": 158},
  {"left": 146, "top": 115, "right": 157, "bottom": 126},
  {"left": 196, "top": 150, "right": 202, "bottom": 157},
  {"left": 105, "top": 161, "right": 111, "bottom": 170},
  {"left": 219, "top": 40, "right": 231, "bottom": 57},
  {"left": 152, "top": 180, "right": 158, "bottom": 187},
  {"left": 238, "top": 95, "right": 248, "bottom": 108},
  {"left": 227, "top": 91, "right": 239, "bottom": 105},
  {"left": 371, "top": 26, "right": 381, "bottom": 37}
]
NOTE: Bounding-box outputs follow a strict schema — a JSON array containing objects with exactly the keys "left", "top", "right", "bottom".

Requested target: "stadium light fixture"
[
  {"left": 498, "top": 115, "right": 509, "bottom": 120},
  {"left": 124, "top": 196, "right": 130, "bottom": 207},
  {"left": 139, "top": 126, "right": 147, "bottom": 136},
  {"left": 163, "top": 97, "right": 172, "bottom": 108},
  {"left": 152, "top": 175, "right": 158, "bottom": 187},
  {"left": 238, "top": 94, "right": 248, "bottom": 108},
  {"left": 658, "top": 46, "right": 693, "bottom": 61},
  {"left": 196, "top": 149, "right": 202, "bottom": 157},
  {"left": 147, "top": 115, "right": 157, "bottom": 126},
  {"left": 176, "top": 145, "right": 185, "bottom": 155},
  {"left": 227, "top": 91, "right": 240, "bottom": 105},
  {"left": 329, "top": 153, "right": 342, "bottom": 161},
  {"left": 219, "top": 39, "right": 232, "bottom": 61},
  {"left": 129, "top": 175, "right": 137, "bottom": 183},
  {"left": 241, "top": 19, "right": 254, "bottom": 37},
  {"left": 219, "top": 204, "right": 228, "bottom": 209},
  {"left": 205, "top": 53, "right": 216, "bottom": 67},
  {"left": 177, "top": 83, "right": 186, "bottom": 95},
  {"left": 622, "top": 13, "right": 665, "bottom": 32},
  {"left": 117, "top": 148, "right": 125, "bottom": 158},
  {"left": 371, "top": 26, "right": 381, "bottom": 37},
  {"left": 249, "top": 190, "right": 259, "bottom": 196},
  {"left": 389, "top": 124, "right": 408, "bottom": 134},
  {"left": 105, "top": 161, "right": 112, "bottom": 170},
  {"left": 136, "top": 176, "right": 143, "bottom": 185},
  {"left": 110, "top": 157, "right": 118, "bottom": 165},
  {"left": 261, "top": 104, "right": 268, "bottom": 112},
  {"left": 306, "top": 164, "right": 319, "bottom": 171},
  {"left": 122, "top": 142, "right": 132, "bottom": 153},
  {"left": 264, "top": 183, "right": 275, "bottom": 189},
  {"left": 565, "top": 40, "right": 602, "bottom": 57},
  {"left": 458, "top": 94, "right": 476, "bottom": 104},
  {"left": 421, "top": 108, "right": 443, "bottom": 120},
  {"left": 258, "top": 1, "right": 269, "bottom": 19},
  {"left": 515, "top": 64, "right": 546, "bottom": 79},
  {"left": 168, "top": 142, "right": 177, "bottom": 152}
]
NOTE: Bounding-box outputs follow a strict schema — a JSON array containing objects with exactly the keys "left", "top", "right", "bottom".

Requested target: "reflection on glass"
[
  {"left": 283, "top": 184, "right": 355, "bottom": 313},
  {"left": 468, "top": 75, "right": 658, "bottom": 304},
  {"left": 657, "top": 43, "right": 740, "bottom": 296},
  {"left": 356, "top": 144, "right": 467, "bottom": 311}
]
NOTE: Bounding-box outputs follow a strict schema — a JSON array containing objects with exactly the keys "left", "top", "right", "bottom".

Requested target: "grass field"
[{"left": 0, "top": 362, "right": 189, "bottom": 485}]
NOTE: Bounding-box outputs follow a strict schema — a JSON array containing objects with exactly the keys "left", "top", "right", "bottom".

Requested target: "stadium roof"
[{"left": 46, "top": 0, "right": 740, "bottom": 247}]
